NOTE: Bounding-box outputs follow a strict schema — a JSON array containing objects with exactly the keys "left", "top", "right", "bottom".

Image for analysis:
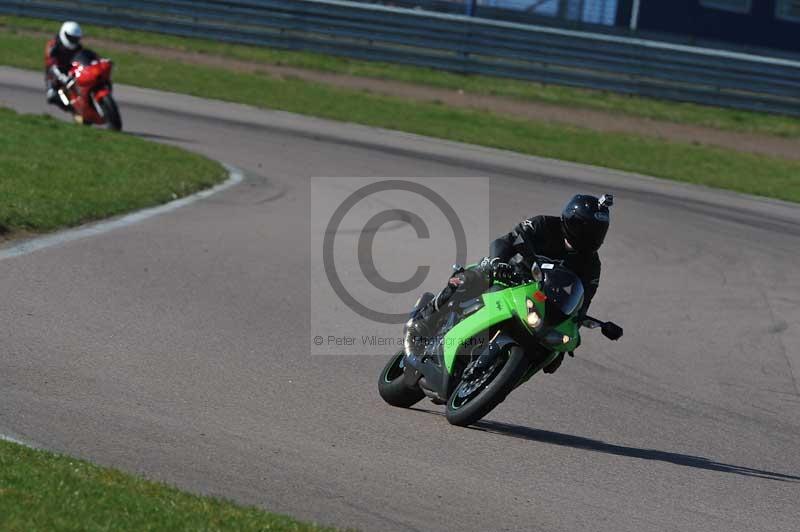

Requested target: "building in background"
[
  {"left": 362, "top": 0, "right": 800, "bottom": 53},
  {"left": 479, "top": 0, "right": 618, "bottom": 25},
  {"left": 619, "top": 0, "right": 800, "bottom": 53},
  {"left": 364, "top": 0, "right": 621, "bottom": 26}
]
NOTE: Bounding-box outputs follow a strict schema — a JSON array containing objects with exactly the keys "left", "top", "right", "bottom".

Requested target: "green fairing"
[
  {"left": 443, "top": 290, "right": 512, "bottom": 372},
  {"left": 442, "top": 281, "right": 581, "bottom": 373}
]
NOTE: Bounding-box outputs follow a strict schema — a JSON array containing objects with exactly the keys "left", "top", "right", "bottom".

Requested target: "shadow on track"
[{"left": 412, "top": 408, "right": 800, "bottom": 482}]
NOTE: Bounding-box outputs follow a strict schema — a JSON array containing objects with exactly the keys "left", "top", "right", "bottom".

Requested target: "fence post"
[{"left": 630, "top": 0, "right": 641, "bottom": 30}]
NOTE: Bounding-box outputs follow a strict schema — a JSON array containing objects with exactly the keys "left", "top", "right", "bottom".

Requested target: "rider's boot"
[
  {"left": 542, "top": 352, "right": 565, "bottom": 374},
  {"left": 47, "top": 88, "right": 71, "bottom": 112}
]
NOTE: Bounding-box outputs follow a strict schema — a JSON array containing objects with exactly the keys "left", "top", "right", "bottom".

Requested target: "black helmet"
[{"left": 561, "top": 194, "right": 612, "bottom": 253}]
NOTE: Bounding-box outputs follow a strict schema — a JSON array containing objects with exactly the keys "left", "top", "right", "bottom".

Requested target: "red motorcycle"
[{"left": 57, "top": 49, "right": 122, "bottom": 131}]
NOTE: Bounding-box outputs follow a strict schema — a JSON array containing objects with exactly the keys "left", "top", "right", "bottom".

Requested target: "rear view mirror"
[
  {"left": 601, "top": 322, "right": 623, "bottom": 341},
  {"left": 531, "top": 262, "right": 543, "bottom": 282}
]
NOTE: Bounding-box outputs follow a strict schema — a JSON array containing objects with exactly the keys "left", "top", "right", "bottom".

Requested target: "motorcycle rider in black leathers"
[{"left": 404, "top": 193, "right": 613, "bottom": 374}]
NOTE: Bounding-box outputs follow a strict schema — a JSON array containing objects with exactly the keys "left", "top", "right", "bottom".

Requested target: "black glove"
[
  {"left": 476, "top": 257, "right": 523, "bottom": 285},
  {"left": 475, "top": 256, "right": 495, "bottom": 273},
  {"left": 493, "top": 262, "right": 520, "bottom": 284}
]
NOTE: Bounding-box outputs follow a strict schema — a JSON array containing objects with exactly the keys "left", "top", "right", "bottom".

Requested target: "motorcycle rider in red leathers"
[{"left": 45, "top": 21, "right": 83, "bottom": 110}]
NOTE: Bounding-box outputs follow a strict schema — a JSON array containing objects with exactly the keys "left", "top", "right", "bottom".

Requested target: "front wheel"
[
  {"left": 446, "top": 345, "right": 529, "bottom": 427},
  {"left": 98, "top": 95, "right": 122, "bottom": 131},
  {"left": 378, "top": 351, "right": 425, "bottom": 408}
]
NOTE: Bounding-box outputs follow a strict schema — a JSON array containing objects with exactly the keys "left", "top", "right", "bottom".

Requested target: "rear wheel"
[
  {"left": 98, "top": 95, "right": 122, "bottom": 131},
  {"left": 446, "top": 345, "right": 529, "bottom": 427},
  {"left": 378, "top": 351, "right": 424, "bottom": 408}
]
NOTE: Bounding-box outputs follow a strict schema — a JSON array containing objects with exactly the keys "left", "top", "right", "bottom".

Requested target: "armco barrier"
[{"left": 3, "top": 0, "right": 800, "bottom": 116}]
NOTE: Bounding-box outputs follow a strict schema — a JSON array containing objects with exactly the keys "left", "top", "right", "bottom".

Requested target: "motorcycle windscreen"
[
  {"left": 542, "top": 268, "right": 584, "bottom": 323},
  {"left": 73, "top": 48, "right": 100, "bottom": 66}
]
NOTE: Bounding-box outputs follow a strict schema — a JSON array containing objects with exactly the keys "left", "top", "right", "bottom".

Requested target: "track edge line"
[{"left": 0, "top": 164, "right": 244, "bottom": 262}]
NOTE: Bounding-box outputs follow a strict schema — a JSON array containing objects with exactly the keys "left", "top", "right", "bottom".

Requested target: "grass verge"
[
  {"left": 3, "top": 14, "right": 800, "bottom": 138},
  {"left": 1, "top": 30, "right": 799, "bottom": 203},
  {"left": 0, "top": 439, "right": 341, "bottom": 531},
  {"left": 0, "top": 107, "right": 226, "bottom": 237}
]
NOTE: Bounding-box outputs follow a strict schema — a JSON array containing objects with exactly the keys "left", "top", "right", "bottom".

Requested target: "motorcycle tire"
[
  {"left": 445, "top": 345, "right": 529, "bottom": 427},
  {"left": 99, "top": 95, "right": 122, "bottom": 131},
  {"left": 378, "top": 351, "right": 425, "bottom": 408}
]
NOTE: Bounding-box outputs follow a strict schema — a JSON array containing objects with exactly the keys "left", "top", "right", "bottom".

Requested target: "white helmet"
[{"left": 59, "top": 21, "right": 83, "bottom": 50}]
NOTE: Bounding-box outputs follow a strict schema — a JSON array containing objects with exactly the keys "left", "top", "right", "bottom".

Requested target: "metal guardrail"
[{"left": 3, "top": 0, "right": 800, "bottom": 116}]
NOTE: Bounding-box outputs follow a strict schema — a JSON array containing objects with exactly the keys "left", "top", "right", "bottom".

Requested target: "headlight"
[{"left": 526, "top": 298, "right": 542, "bottom": 329}]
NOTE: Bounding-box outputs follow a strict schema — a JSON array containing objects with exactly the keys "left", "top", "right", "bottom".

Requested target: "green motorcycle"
[{"left": 378, "top": 259, "right": 623, "bottom": 426}]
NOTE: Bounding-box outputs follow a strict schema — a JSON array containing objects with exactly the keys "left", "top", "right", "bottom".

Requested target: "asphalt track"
[{"left": 2, "top": 67, "right": 800, "bottom": 532}]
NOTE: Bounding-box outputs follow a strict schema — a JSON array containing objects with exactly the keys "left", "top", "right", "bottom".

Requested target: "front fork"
[
  {"left": 471, "top": 323, "right": 560, "bottom": 390},
  {"left": 91, "top": 85, "right": 112, "bottom": 118}
]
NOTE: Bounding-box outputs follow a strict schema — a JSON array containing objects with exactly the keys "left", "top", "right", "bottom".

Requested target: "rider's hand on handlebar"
[
  {"left": 475, "top": 256, "right": 497, "bottom": 276},
  {"left": 476, "top": 257, "right": 517, "bottom": 284},
  {"left": 493, "top": 262, "right": 523, "bottom": 285},
  {"left": 475, "top": 257, "right": 525, "bottom": 285}
]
